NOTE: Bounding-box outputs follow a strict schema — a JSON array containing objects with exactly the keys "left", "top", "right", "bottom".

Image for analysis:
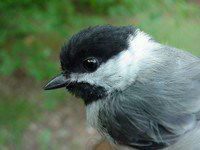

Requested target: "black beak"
[{"left": 43, "top": 74, "right": 69, "bottom": 90}]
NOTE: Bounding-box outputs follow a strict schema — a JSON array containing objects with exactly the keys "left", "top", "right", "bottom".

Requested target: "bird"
[{"left": 44, "top": 25, "right": 200, "bottom": 150}]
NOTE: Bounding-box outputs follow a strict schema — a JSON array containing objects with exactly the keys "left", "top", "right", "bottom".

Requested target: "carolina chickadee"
[{"left": 44, "top": 25, "right": 200, "bottom": 150}]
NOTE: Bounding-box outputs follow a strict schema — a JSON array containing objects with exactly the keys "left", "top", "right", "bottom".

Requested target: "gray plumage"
[
  {"left": 44, "top": 25, "right": 200, "bottom": 150},
  {"left": 96, "top": 46, "right": 200, "bottom": 149}
]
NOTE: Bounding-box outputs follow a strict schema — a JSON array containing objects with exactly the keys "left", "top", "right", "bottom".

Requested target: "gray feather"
[{"left": 98, "top": 46, "right": 200, "bottom": 149}]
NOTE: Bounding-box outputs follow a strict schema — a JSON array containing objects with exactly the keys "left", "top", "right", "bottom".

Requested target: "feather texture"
[{"left": 95, "top": 46, "right": 200, "bottom": 149}]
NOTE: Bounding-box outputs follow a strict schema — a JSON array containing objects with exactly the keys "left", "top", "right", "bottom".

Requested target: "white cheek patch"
[
  {"left": 118, "top": 51, "right": 132, "bottom": 72},
  {"left": 69, "top": 30, "right": 161, "bottom": 92}
]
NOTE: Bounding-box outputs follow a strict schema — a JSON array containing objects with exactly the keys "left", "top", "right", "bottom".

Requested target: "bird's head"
[{"left": 44, "top": 25, "right": 158, "bottom": 104}]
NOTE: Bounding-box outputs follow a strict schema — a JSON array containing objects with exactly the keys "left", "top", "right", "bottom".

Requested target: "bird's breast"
[{"left": 86, "top": 100, "right": 104, "bottom": 130}]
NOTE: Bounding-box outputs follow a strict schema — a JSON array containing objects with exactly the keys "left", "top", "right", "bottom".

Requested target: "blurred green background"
[{"left": 0, "top": 0, "right": 200, "bottom": 149}]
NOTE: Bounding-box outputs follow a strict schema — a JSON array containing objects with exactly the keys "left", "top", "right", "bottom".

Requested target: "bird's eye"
[{"left": 83, "top": 57, "right": 99, "bottom": 72}]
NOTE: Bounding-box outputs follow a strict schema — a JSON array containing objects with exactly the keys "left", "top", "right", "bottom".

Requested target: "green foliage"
[
  {"left": 42, "top": 89, "right": 69, "bottom": 110},
  {"left": 134, "top": 1, "right": 200, "bottom": 56},
  {"left": 0, "top": 95, "right": 38, "bottom": 148},
  {"left": 37, "top": 128, "right": 51, "bottom": 150}
]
